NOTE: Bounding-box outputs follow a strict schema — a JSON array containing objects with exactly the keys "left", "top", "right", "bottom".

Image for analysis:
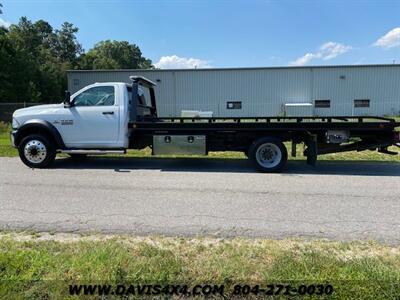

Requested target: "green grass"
[
  {"left": 0, "top": 123, "right": 18, "bottom": 156},
  {"left": 0, "top": 233, "right": 399, "bottom": 299},
  {"left": 1, "top": 120, "right": 399, "bottom": 162}
]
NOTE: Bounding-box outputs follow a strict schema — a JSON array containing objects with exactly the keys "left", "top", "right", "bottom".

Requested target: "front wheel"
[
  {"left": 18, "top": 134, "right": 56, "bottom": 168},
  {"left": 248, "top": 137, "right": 287, "bottom": 172}
]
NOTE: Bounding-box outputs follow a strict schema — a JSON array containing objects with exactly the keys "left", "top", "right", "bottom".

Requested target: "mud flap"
[
  {"left": 378, "top": 147, "right": 398, "bottom": 155},
  {"left": 305, "top": 134, "right": 318, "bottom": 166}
]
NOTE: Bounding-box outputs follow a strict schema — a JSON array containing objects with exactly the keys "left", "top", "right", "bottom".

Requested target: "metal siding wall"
[
  {"left": 173, "top": 68, "right": 312, "bottom": 117},
  {"left": 313, "top": 66, "right": 400, "bottom": 116},
  {"left": 67, "top": 65, "right": 400, "bottom": 117}
]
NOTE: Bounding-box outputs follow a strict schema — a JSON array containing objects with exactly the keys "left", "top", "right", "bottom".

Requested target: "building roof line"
[{"left": 67, "top": 64, "right": 400, "bottom": 73}]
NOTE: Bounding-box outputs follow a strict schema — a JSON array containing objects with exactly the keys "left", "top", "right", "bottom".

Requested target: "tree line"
[{"left": 0, "top": 17, "right": 153, "bottom": 104}]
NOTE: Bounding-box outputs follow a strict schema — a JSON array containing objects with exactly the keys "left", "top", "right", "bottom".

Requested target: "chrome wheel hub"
[
  {"left": 255, "top": 143, "right": 282, "bottom": 168},
  {"left": 24, "top": 140, "right": 47, "bottom": 164}
]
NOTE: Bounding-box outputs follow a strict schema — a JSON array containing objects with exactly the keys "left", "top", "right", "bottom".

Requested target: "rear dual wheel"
[{"left": 248, "top": 137, "right": 287, "bottom": 172}]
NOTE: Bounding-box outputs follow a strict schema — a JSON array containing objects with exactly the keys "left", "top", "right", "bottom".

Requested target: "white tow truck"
[{"left": 11, "top": 76, "right": 400, "bottom": 172}]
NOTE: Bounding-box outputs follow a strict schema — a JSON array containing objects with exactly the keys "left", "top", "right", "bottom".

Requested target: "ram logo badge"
[{"left": 60, "top": 120, "right": 73, "bottom": 126}]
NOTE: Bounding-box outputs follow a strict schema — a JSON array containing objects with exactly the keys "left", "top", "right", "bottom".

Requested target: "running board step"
[{"left": 61, "top": 150, "right": 126, "bottom": 155}]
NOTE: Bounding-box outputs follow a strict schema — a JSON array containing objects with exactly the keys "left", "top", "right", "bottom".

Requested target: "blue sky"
[{"left": 1, "top": 0, "right": 400, "bottom": 68}]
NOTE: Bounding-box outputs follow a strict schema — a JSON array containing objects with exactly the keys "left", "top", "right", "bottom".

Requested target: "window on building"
[
  {"left": 354, "top": 99, "right": 370, "bottom": 108},
  {"left": 314, "top": 100, "right": 331, "bottom": 108},
  {"left": 227, "top": 101, "right": 242, "bottom": 109}
]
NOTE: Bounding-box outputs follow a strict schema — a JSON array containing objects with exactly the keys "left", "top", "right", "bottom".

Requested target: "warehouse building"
[{"left": 67, "top": 64, "right": 400, "bottom": 117}]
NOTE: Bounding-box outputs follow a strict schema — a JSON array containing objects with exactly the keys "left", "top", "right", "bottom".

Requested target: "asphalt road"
[{"left": 1, "top": 157, "right": 399, "bottom": 242}]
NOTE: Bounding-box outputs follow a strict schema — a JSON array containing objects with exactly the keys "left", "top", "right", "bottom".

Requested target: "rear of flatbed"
[{"left": 129, "top": 115, "right": 400, "bottom": 172}]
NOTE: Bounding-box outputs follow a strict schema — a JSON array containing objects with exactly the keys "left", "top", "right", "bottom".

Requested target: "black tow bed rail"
[
  {"left": 135, "top": 115, "right": 396, "bottom": 123},
  {"left": 129, "top": 116, "right": 399, "bottom": 132}
]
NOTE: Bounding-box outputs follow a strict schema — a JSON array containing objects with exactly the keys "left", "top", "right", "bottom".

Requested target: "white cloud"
[
  {"left": 319, "top": 42, "right": 352, "bottom": 60},
  {"left": 373, "top": 27, "right": 400, "bottom": 49},
  {"left": 0, "top": 18, "right": 11, "bottom": 28},
  {"left": 155, "top": 55, "right": 211, "bottom": 69},
  {"left": 289, "top": 42, "right": 352, "bottom": 66},
  {"left": 289, "top": 53, "right": 318, "bottom": 66}
]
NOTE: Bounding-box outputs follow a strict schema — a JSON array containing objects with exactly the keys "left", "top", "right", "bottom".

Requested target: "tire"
[
  {"left": 248, "top": 137, "right": 287, "bottom": 172},
  {"left": 18, "top": 134, "right": 56, "bottom": 168},
  {"left": 68, "top": 154, "right": 87, "bottom": 160}
]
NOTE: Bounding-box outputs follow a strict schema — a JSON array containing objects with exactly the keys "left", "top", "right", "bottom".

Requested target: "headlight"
[{"left": 12, "top": 118, "right": 20, "bottom": 129}]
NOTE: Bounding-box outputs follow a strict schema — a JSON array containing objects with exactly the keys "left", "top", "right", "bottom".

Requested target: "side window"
[{"left": 73, "top": 86, "right": 115, "bottom": 107}]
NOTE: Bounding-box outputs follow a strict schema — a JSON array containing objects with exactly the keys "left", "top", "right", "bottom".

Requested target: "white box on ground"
[
  {"left": 284, "top": 103, "right": 313, "bottom": 116},
  {"left": 181, "top": 110, "right": 213, "bottom": 118}
]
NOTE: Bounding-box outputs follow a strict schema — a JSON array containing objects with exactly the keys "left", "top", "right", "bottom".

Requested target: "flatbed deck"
[
  {"left": 129, "top": 116, "right": 399, "bottom": 157},
  {"left": 130, "top": 116, "right": 399, "bottom": 133}
]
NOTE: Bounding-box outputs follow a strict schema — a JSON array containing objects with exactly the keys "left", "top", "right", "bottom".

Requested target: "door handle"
[{"left": 102, "top": 111, "right": 114, "bottom": 115}]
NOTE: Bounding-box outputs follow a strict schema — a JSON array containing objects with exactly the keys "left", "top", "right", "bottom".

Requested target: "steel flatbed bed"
[{"left": 129, "top": 116, "right": 399, "bottom": 166}]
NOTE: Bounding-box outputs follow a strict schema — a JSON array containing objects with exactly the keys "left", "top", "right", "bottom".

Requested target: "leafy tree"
[
  {"left": 0, "top": 16, "right": 152, "bottom": 107},
  {"left": 2, "top": 17, "right": 82, "bottom": 103},
  {"left": 0, "top": 27, "right": 34, "bottom": 102},
  {"left": 0, "top": 24, "right": 42, "bottom": 103},
  {"left": 54, "top": 22, "right": 82, "bottom": 65},
  {"left": 79, "top": 40, "right": 153, "bottom": 70}
]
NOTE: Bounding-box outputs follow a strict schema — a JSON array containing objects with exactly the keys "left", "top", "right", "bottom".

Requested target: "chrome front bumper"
[{"left": 10, "top": 130, "right": 17, "bottom": 148}]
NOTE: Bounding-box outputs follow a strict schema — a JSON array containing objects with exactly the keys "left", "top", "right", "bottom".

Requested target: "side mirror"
[{"left": 64, "top": 91, "right": 72, "bottom": 107}]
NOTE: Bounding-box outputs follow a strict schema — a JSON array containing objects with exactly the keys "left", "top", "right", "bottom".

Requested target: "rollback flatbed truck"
[{"left": 11, "top": 76, "right": 400, "bottom": 172}]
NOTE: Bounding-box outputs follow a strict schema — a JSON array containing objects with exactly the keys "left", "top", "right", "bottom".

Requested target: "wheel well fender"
[{"left": 15, "top": 119, "right": 65, "bottom": 149}]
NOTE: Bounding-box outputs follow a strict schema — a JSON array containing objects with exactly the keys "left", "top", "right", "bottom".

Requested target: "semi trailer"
[{"left": 11, "top": 76, "right": 400, "bottom": 172}]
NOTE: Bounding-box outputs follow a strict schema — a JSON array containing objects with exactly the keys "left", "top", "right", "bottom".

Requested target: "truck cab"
[{"left": 11, "top": 76, "right": 157, "bottom": 168}]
